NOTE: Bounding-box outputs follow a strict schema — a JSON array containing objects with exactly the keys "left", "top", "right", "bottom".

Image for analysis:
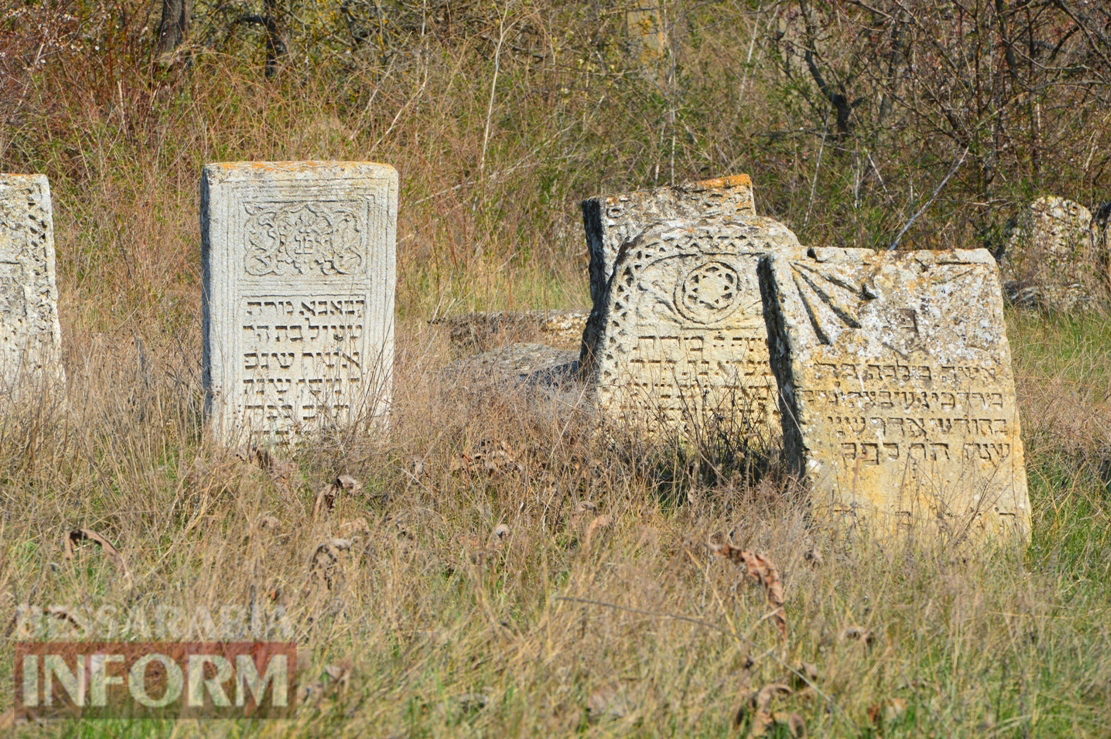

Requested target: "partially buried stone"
[
  {"left": 581, "top": 174, "right": 757, "bottom": 311},
  {"left": 0, "top": 174, "right": 65, "bottom": 396},
  {"left": 444, "top": 343, "right": 580, "bottom": 392},
  {"left": 202, "top": 162, "right": 397, "bottom": 444},
  {"left": 582, "top": 217, "right": 799, "bottom": 439},
  {"left": 432, "top": 309, "right": 588, "bottom": 354},
  {"left": 760, "top": 247, "right": 1030, "bottom": 542}
]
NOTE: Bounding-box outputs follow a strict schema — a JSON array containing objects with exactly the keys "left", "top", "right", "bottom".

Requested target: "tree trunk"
[
  {"left": 262, "top": 0, "right": 288, "bottom": 78},
  {"left": 155, "top": 0, "right": 188, "bottom": 57}
]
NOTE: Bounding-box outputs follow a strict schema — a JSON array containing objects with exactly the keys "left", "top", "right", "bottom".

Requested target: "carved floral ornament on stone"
[{"left": 243, "top": 201, "right": 365, "bottom": 277}]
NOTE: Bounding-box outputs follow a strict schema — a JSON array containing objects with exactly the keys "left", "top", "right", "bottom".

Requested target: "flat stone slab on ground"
[
  {"left": 0, "top": 174, "right": 64, "bottom": 394},
  {"left": 432, "top": 309, "right": 588, "bottom": 353},
  {"left": 444, "top": 343, "right": 579, "bottom": 392},
  {"left": 582, "top": 174, "right": 757, "bottom": 309},
  {"left": 202, "top": 161, "right": 397, "bottom": 443},
  {"left": 583, "top": 217, "right": 799, "bottom": 439},
  {"left": 761, "top": 247, "right": 1031, "bottom": 542}
]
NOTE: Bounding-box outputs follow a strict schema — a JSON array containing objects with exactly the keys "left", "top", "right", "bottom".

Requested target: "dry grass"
[
  {"left": 2, "top": 1, "right": 1111, "bottom": 734},
  {"left": 0, "top": 310, "right": 1110, "bottom": 736}
]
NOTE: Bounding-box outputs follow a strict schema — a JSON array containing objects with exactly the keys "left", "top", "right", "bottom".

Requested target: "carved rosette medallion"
[{"left": 675, "top": 260, "right": 742, "bottom": 324}]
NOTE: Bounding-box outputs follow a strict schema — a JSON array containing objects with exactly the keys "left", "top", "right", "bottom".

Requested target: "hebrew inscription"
[
  {"left": 584, "top": 218, "right": 800, "bottom": 438},
  {"left": 581, "top": 174, "right": 762, "bottom": 310},
  {"left": 202, "top": 162, "right": 397, "bottom": 443},
  {"left": 761, "top": 247, "right": 1030, "bottom": 542},
  {"left": 0, "top": 174, "right": 65, "bottom": 394}
]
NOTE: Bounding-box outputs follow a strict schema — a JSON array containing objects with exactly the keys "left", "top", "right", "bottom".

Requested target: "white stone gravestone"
[
  {"left": 582, "top": 174, "right": 757, "bottom": 311},
  {"left": 0, "top": 174, "right": 65, "bottom": 395},
  {"left": 582, "top": 217, "right": 799, "bottom": 439},
  {"left": 202, "top": 162, "right": 397, "bottom": 444}
]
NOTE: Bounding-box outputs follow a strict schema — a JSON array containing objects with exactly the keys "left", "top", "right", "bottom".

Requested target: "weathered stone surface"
[
  {"left": 1001, "top": 196, "right": 1110, "bottom": 312},
  {"left": 582, "top": 218, "right": 800, "bottom": 438},
  {"left": 0, "top": 174, "right": 64, "bottom": 394},
  {"left": 432, "top": 309, "right": 588, "bottom": 354},
  {"left": 202, "top": 162, "right": 397, "bottom": 443},
  {"left": 445, "top": 343, "right": 579, "bottom": 390},
  {"left": 761, "top": 247, "right": 1030, "bottom": 542},
  {"left": 582, "top": 174, "right": 758, "bottom": 310}
]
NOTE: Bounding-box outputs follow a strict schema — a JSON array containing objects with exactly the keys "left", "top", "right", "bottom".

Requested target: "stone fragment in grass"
[
  {"left": 432, "top": 309, "right": 588, "bottom": 354},
  {"left": 581, "top": 218, "right": 799, "bottom": 440},
  {"left": 760, "top": 247, "right": 1031, "bottom": 542},
  {"left": 1000, "top": 195, "right": 1111, "bottom": 313},
  {"left": 201, "top": 161, "right": 397, "bottom": 444},
  {"left": 0, "top": 174, "right": 65, "bottom": 396}
]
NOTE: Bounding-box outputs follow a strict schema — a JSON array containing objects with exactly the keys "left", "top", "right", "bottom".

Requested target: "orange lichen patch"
[
  {"left": 691, "top": 173, "right": 752, "bottom": 189},
  {"left": 208, "top": 161, "right": 396, "bottom": 174}
]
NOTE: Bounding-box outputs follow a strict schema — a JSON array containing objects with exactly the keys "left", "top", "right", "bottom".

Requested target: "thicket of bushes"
[{"left": 4, "top": 0, "right": 1111, "bottom": 327}]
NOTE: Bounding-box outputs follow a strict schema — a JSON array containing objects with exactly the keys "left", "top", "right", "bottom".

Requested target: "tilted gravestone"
[
  {"left": 202, "top": 162, "right": 397, "bottom": 444},
  {"left": 761, "top": 247, "right": 1030, "bottom": 541},
  {"left": 581, "top": 174, "right": 757, "bottom": 311},
  {"left": 0, "top": 174, "right": 65, "bottom": 394},
  {"left": 581, "top": 218, "right": 799, "bottom": 438}
]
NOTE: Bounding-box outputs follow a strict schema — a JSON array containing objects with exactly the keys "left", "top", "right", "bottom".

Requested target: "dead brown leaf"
[
  {"left": 245, "top": 446, "right": 298, "bottom": 484},
  {"left": 323, "top": 660, "right": 352, "bottom": 685},
  {"left": 314, "top": 474, "right": 364, "bottom": 519},
  {"left": 587, "top": 683, "right": 629, "bottom": 721},
  {"left": 453, "top": 440, "right": 523, "bottom": 479},
  {"left": 867, "top": 697, "right": 908, "bottom": 726},
  {"left": 64, "top": 529, "right": 131, "bottom": 583},
  {"left": 839, "top": 626, "right": 875, "bottom": 647},
  {"left": 584, "top": 514, "right": 614, "bottom": 548},
  {"left": 258, "top": 514, "right": 281, "bottom": 531},
  {"left": 791, "top": 662, "right": 820, "bottom": 691},
  {"left": 711, "top": 538, "right": 787, "bottom": 639},
  {"left": 310, "top": 539, "right": 352, "bottom": 589},
  {"left": 737, "top": 683, "right": 794, "bottom": 735},
  {"left": 774, "top": 711, "right": 807, "bottom": 737}
]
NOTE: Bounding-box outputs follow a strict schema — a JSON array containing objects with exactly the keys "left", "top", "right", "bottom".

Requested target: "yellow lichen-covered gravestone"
[
  {"left": 760, "top": 247, "right": 1031, "bottom": 542},
  {"left": 581, "top": 218, "right": 799, "bottom": 439}
]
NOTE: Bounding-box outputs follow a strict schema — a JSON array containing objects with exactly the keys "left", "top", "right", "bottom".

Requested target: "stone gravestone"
[
  {"left": 0, "top": 174, "right": 65, "bottom": 395},
  {"left": 202, "top": 162, "right": 397, "bottom": 444},
  {"left": 581, "top": 218, "right": 799, "bottom": 438},
  {"left": 581, "top": 174, "right": 757, "bottom": 312},
  {"left": 1001, "top": 195, "right": 1110, "bottom": 313},
  {"left": 761, "top": 247, "right": 1031, "bottom": 542}
]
